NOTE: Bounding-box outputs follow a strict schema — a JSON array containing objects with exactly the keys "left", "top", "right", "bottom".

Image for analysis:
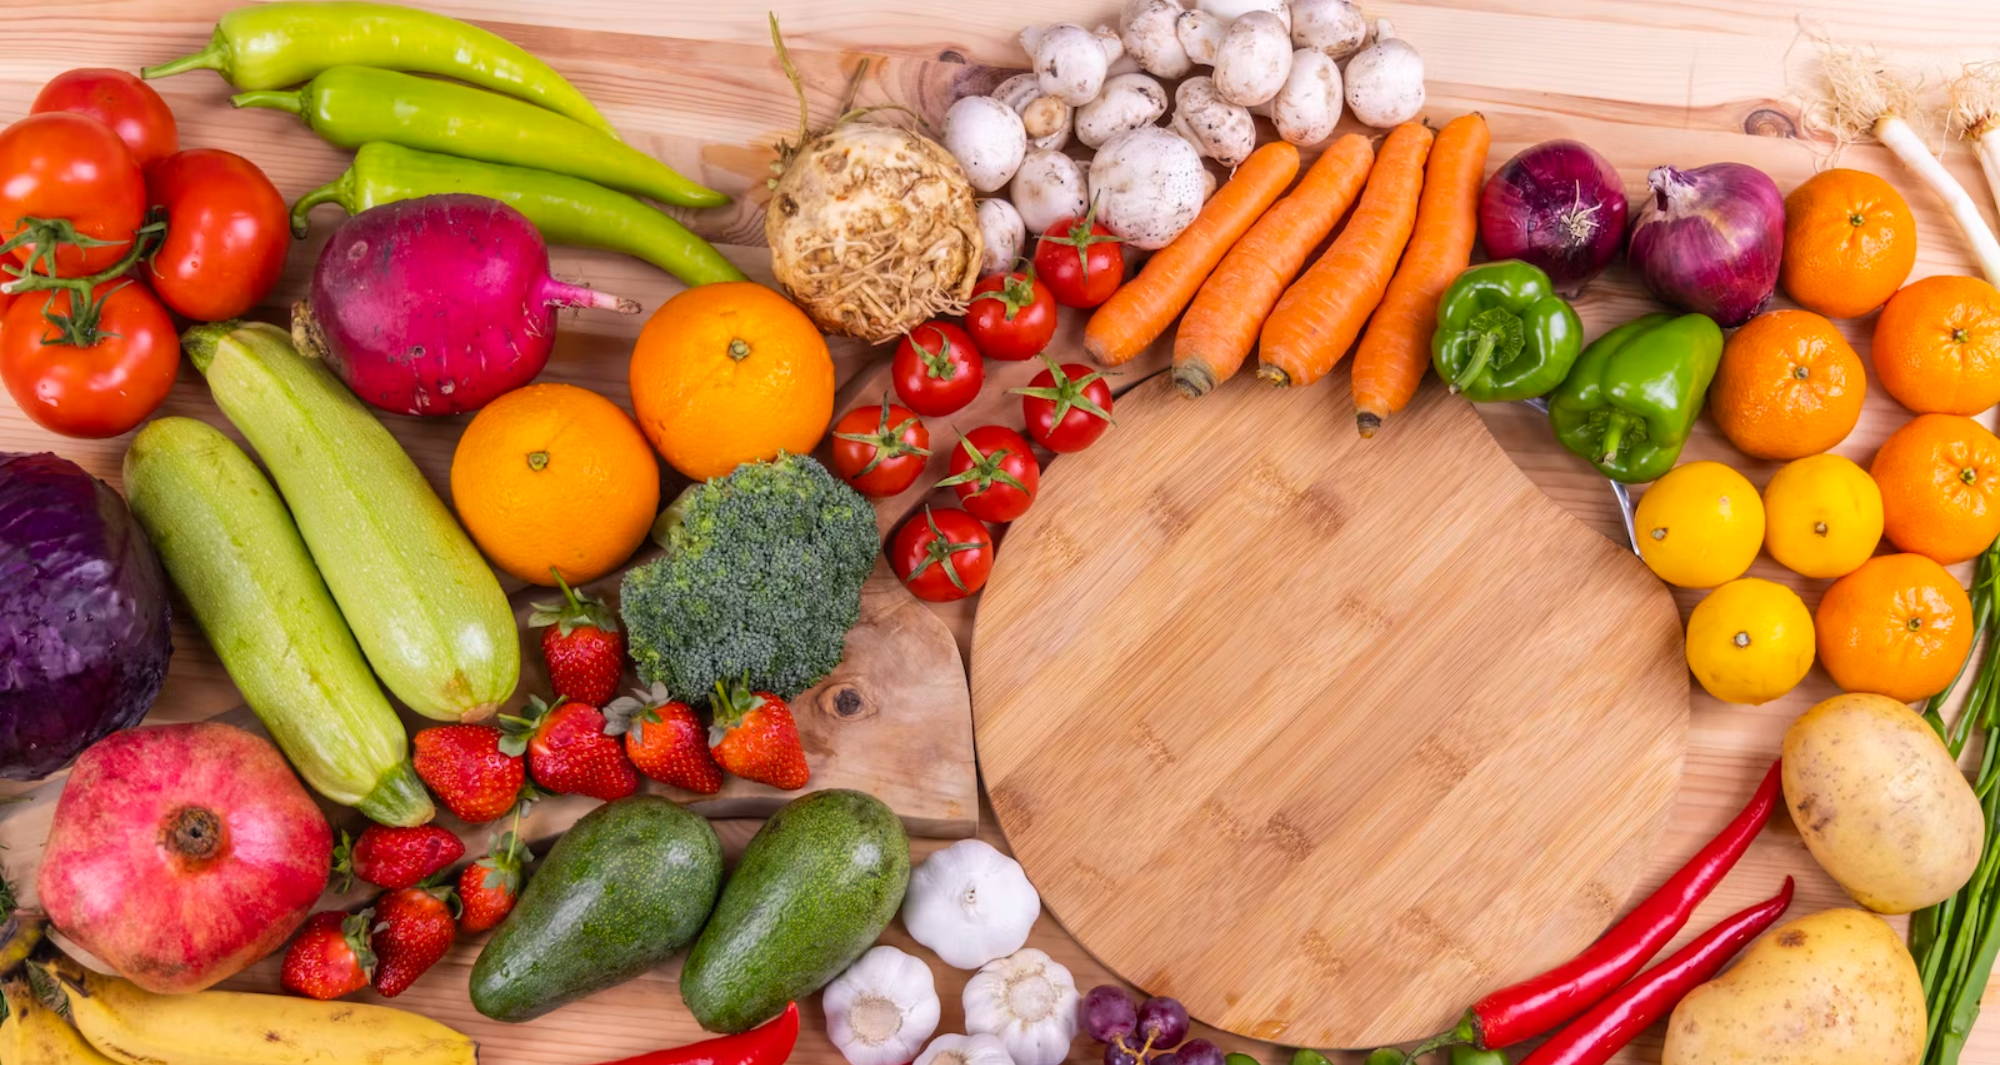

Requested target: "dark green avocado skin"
[
  {"left": 680, "top": 789, "right": 911, "bottom": 1033},
  {"left": 470, "top": 795, "right": 723, "bottom": 1022}
]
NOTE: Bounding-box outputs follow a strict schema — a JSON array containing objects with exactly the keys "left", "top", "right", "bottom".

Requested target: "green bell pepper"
[
  {"left": 1547, "top": 312, "right": 1725, "bottom": 484},
  {"left": 1431, "top": 260, "right": 1584, "bottom": 402}
]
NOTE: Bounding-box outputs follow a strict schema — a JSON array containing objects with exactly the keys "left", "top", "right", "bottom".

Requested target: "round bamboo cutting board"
[{"left": 971, "top": 374, "right": 1690, "bottom": 1049}]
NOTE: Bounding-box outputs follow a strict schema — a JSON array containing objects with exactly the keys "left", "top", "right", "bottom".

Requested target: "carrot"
[
  {"left": 1351, "top": 113, "right": 1491, "bottom": 436},
  {"left": 1171, "top": 134, "right": 1376, "bottom": 397},
  {"left": 1084, "top": 141, "right": 1301, "bottom": 367},
  {"left": 1256, "top": 122, "right": 1434, "bottom": 388}
]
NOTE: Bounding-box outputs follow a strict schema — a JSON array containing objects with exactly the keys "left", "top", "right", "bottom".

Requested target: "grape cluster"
[{"left": 1079, "top": 986, "right": 1221, "bottom": 1065}]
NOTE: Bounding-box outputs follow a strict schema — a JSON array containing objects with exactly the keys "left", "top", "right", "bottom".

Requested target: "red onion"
[
  {"left": 1627, "top": 163, "right": 1784, "bottom": 327},
  {"left": 1478, "top": 139, "right": 1628, "bottom": 294}
]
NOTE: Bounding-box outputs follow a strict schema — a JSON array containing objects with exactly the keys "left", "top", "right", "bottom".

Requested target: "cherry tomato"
[
  {"left": 829, "top": 399, "right": 931, "bottom": 498},
  {"left": 0, "top": 112, "right": 146, "bottom": 278},
  {"left": 144, "top": 149, "right": 290, "bottom": 322},
  {"left": 891, "top": 320, "right": 984, "bottom": 417},
  {"left": 1033, "top": 210, "right": 1125, "bottom": 308},
  {"left": 965, "top": 267, "right": 1058, "bottom": 361},
  {"left": 31, "top": 69, "right": 178, "bottom": 169},
  {"left": 938, "top": 425, "right": 1039, "bottom": 523},
  {"left": 1015, "top": 356, "right": 1114, "bottom": 452},
  {"left": 890, "top": 506, "right": 994, "bottom": 602},
  {"left": 1, "top": 280, "right": 179, "bottom": 438}
]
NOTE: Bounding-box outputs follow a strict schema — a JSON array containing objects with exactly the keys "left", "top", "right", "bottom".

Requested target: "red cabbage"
[{"left": 0, "top": 453, "right": 172, "bottom": 778}]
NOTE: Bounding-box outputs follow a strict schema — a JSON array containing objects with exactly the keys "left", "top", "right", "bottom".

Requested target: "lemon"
[
  {"left": 1762, "top": 453, "right": 1884, "bottom": 579},
  {"left": 1685, "top": 578, "right": 1816, "bottom": 704},
  {"left": 1635, "top": 461, "right": 1766, "bottom": 588}
]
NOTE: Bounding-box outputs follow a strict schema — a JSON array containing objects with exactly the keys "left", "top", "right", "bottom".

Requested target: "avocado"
[
  {"left": 680, "top": 789, "right": 910, "bottom": 1032},
  {"left": 470, "top": 795, "right": 722, "bottom": 1022}
]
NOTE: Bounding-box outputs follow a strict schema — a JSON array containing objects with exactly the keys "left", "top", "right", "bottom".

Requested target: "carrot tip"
[
  {"left": 1256, "top": 365, "right": 1291, "bottom": 388},
  {"left": 1356, "top": 411, "right": 1381, "bottom": 437},
  {"left": 1172, "top": 364, "right": 1214, "bottom": 399}
]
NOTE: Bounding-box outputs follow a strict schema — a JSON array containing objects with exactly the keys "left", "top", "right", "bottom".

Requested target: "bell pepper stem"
[
  {"left": 140, "top": 42, "right": 224, "bottom": 81},
  {"left": 1448, "top": 332, "right": 1499, "bottom": 394},
  {"left": 231, "top": 89, "right": 304, "bottom": 116},
  {"left": 1598, "top": 412, "right": 1631, "bottom": 464}
]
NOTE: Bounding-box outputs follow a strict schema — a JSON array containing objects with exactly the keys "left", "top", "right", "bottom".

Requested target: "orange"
[
  {"left": 450, "top": 383, "right": 660, "bottom": 586},
  {"left": 629, "top": 281, "right": 834, "bottom": 481},
  {"left": 1708, "top": 309, "right": 1865, "bottom": 460},
  {"left": 1870, "top": 412, "right": 2000, "bottom": 565},
  {"left": 1814, "top": 552, "right": 1973, "bottom": 701},
  {"left": 1780, "top": 168, "right": 1915, "bottom": 319},
  {"left": 1872, "top": 274, "right": 2000, "bottom": 415}
]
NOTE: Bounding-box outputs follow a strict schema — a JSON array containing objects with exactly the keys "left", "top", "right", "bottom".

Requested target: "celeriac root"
[{"left": 1950, "top": 62, "right": 2000, "bottom": 225}]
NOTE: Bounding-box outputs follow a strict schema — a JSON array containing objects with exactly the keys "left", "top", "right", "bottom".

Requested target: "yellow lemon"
[
  {"left": 1685, "top": 578, "right": 1816, "bottom": 704},
  {"left": 1635, "top": 461, "right": 1766, "bottom": 588},
  {"left": 1762, "top": 453, "right": 1884, "bottom": 579}
]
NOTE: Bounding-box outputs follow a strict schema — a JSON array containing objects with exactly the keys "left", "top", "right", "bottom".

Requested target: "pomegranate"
[{"left": 37, "top": 722, "right": 332, "bottom": 993}]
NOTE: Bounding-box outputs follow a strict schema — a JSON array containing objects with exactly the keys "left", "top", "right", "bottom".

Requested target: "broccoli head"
[{"left": 619, "top": 453, "right": 879, "bottom": 703}]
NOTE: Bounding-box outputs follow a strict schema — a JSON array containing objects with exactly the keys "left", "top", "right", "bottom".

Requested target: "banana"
[
  {"left": 3, "top": 976, "right": 121, "bottom": 1065},
  {"left": 58, "top": 969, "right": 477, "bottom": 1065}
]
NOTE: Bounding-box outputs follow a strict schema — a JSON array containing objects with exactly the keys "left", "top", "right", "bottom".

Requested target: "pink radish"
[{"left": 294, "top": 194, "right": 639, "bottom": 416}]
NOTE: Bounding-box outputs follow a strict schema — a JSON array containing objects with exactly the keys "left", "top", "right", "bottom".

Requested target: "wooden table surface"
[{"left": 5, "top": 0, "right": 2000, "bottom": 1063}]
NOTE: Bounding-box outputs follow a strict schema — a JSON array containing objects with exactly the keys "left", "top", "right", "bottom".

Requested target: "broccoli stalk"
[{"left": 619, "top": 454, "right": 879, "bottom": 703}]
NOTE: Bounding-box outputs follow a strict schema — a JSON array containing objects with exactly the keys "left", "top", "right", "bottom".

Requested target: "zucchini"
[
  {"left": 186, "top": 321, "right": 518, "bottom": 722},
  {"left": 123, "top": 417, "right": 433, "bottom": 825}
]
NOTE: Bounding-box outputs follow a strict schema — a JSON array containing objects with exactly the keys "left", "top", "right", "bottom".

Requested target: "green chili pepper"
[
  {"left": 1447, "top": 1047, "right": 1509, "bottom": 1065},
  {"left": 234, "top": 66, "right": 728, "bottom": 209},
  {"left": 142, "top": 1, "right": 619, "bottom": 137},
  {"left": 1431, "top": 260, "right": 1584, "bottom": 402},
  {"left": 1286, "top": 1052, "right": 1328, "bottom": 1065},
  {"left": 1547, "top": 312, "right": 1725, "bottom": 484},
  {"left": 1362, "top": 1050, "right": 1410, "bottom": 1065},
  {"left": 292, "top": 143, "right": 744, "bottom": 287}
]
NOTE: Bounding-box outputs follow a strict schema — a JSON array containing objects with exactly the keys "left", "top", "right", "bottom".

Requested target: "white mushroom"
[
  {"left": 1119, "top": 0, "right": 1192, "bottom": 79},
  {"left": 1196, "top": 0, "right": 1289, "bottom": 32},
  {"left": 1290, "top": 0, "right": 1369, "bottom": 59},
  {"left": 976, "top": 198, "right": 1026, "bottom": 275},
  {"left": 1212, "top": 10, "right": 1291, "bottom": 106},
  {"left": 991, "top": 73, "right": 1071, "bottom": 152},
  {"left": 1169, "top": 76, "right": 1255, "bottom": 167},
  {"left": 1021, "top": 23, "right": 1114, "bottom": 106},
  {"left": 1268, "top": 49, "right": 1342, "bottom": 145},
  {"left": 1344, "top": 19, "right": 1425, "bottom": 128},
  {"left": 942, "top": 96, "right": 1027, "bottom": 192},
  {"left": 1010, "top": 149, "right": 1089, "bottom": 234},
  {"left": 1092, "top": 24, "right": 1130, "bottom": 71},
  {"left": 1076, "top": 72, "right": 1169, "bottom": 150},
  {"left": 1174, "top": 9, "right": 1228, "bottom": 66},
  {"left": 1088, "top": 126, "right": 1206, "bottom": 249}
]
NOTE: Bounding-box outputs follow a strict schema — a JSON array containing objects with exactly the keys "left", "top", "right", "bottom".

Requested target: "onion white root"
[{"left": 1950, "top": 62, "right": 2000, "bottom": 225}]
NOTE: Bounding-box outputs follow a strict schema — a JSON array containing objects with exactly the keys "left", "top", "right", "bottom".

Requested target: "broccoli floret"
[{"left": 619, "top": 453, "right": 878, "bottom": 703}]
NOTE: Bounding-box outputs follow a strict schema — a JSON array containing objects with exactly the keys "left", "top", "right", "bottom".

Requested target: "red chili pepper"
[
  {"left": 1407, "top": 759, "right": 1781, "bottom": 1058},
  {"left": 588, "top": 1002, "right": 799, "bottom": 1065},
  {"left": 1518, "top": 876, "right": 1795, "bottom": 1065}
]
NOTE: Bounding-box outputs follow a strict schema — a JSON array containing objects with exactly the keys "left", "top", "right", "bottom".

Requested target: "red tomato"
[
  {"left": 965, "top": 268, "right": 1058, "bottom": 361},
  {"left": 829, "top": 399, "right": 931, "bottom": 498},
  {"left": 938, "top": 425, "right": 1039, "bottom": 523},
  {"left": 890, "top": 506, "right": 994, "bottom": 602},
  {"left": 891, "top": 321, "right": 984, "bottom": 417},
  {"left": 1, "top": 280, "right": 179, "bottom": 438},
  {"left": 1033, "top": 212, "right": 1125, "bottom": 308},
  {"left": 1015, "top": 357, "right": 1114, "bottom": 452},
  {"left": 0, "top": 112, "right": 147, "bottom": 277},
  {"left": 31, "top": 68, "right": 178, "bottom": 169},
  {"left": 144, "top": 149, "right": 290, "bottom": 322}
]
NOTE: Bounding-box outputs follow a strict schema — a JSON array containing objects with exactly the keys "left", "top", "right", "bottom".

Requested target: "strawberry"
[
  {"left": 529, "top": 573, "right": 625, "bottom": 707},
  {"left": 371, "top": 886, "right": 456, "bottom": 998},
  {"left": 457, "top": 832, "right": 531, "bottom": 933},
  {"left": 604, "top": 684, "right": 724, "bottom": 795},
  {"left": 280, "top": 910, "right": 374, "bottom": 1000},
  {"left": 500, "top": 695, "right": 638, "bottom": 801},
  {"left": 337, "top": 824, "right": 465, "bottom": 890},
  {"left": 709, "top": 680, "right": 810, "bottom": 790},
  {"left": 412, "top": 724, "right": 526, "bottom": 823}
]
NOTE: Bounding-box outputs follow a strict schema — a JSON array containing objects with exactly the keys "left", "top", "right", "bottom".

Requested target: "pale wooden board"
[{"left": 0, "top": 1, "right": 1998, "bottom": 1064}]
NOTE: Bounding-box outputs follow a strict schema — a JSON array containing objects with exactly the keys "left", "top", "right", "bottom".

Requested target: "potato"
[
  {"left": 1783, "top": 692, "right": 1983, "bottom": 913},
  {"left": 1663, "top": 908, "right": 1923, "bottom": 1065}
]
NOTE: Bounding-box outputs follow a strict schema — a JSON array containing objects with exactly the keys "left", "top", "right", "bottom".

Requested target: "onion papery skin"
[
  {"left": 1627, "top": 162, "right": 1785, "bottom": 328},
  {"left": 1478, "top": 139, "right": 1629, "bottom": 295}
]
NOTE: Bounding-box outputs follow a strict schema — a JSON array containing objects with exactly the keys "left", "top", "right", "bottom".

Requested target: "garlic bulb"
[
  {"left": 916, "top": 1033, "right": 1016, "bottom": 1065},
  {"left": 962, "top": 949, "right": 1079, "bottom": 1065},
  {"left": 903, "top": 839, "right": 1043, "bottom": 969},
  {"left": 826, "top": 946, "right": 942, "bottom": 1065}
]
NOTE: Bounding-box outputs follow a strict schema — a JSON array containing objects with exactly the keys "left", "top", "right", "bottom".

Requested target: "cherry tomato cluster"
[
  {"left": 830, "top": 212, "right": 1129, "bottom": 604},
  {"left": 0, "top": 69, "right": 291, "bottom": 439}
]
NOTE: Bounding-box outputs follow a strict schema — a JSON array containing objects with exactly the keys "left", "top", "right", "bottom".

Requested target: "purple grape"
[
  {"left": 1104, "top": 1041, "right": 1142, "bottom": 1065},
  {"left": 1136, "top": 997, "right": 1189, "bottom": 1049},
  {"left": 1176, "top": 1041, "right": 1223, "bottom": 1065},
  {"left": 1153, "top": 1054, "right": 1182, "bottom": 1065},
  {"left": 1082, "top": 985, "right": 1138, "bottom": 1044}
]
